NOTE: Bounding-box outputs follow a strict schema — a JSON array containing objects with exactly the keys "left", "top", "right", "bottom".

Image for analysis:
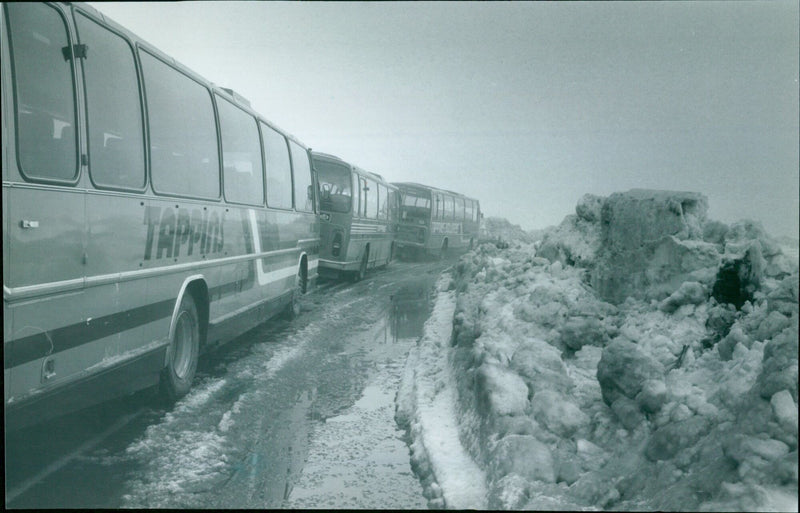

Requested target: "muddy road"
[{"left": 5, "top": 259, "right": 452, "bottom": 508}]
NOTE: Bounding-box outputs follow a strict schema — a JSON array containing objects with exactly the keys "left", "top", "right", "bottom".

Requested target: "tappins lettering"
[{"left": 143, "top": 206, "right": 225, "bottom": 260}]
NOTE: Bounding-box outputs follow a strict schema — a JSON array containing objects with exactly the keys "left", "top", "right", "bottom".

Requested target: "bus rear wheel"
[
  {"left": 285, "top": 268, "right": 305, "bottom": 320},
  {"left": 160, "top": 294, "right": 200, "bottom": 403}
]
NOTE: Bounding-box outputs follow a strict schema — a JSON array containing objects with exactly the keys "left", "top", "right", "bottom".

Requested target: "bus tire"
[
  {"left": 353, "top": 248, "right": 368, "bottom": 282},
  {"left": 286, "top": 267, "right": 305, "bottom": 320},
  {"left": 160, "top": 294, "right": 200, "bottom": 403}
]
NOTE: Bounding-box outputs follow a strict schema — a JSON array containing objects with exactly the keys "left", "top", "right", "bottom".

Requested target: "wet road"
[{"left": 5, "top": 259, "right": 450, "bottom": 509}]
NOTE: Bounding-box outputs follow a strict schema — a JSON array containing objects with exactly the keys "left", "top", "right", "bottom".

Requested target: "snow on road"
[{"left": 397, "top": 275, "right": 488, "bottom": 509}]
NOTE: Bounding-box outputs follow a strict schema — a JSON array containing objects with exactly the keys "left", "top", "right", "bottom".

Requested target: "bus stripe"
[
  {"left": 4, "top": 274, "right": 255, "bottom": 370},
  {"left": 4, "top": 298, "right": 175, "bottom": 370}
]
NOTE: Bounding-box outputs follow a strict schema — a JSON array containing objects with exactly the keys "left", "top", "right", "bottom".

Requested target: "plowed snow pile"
[{"left": 403, "top": 189, "right": 798, "bottom": 511}]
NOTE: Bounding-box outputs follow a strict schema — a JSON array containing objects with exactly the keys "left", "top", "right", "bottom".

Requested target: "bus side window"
[
  {"left": 76, "top": 13, "right": 145, "bottom": 190},
  {"left": 261, "top": 122, "right": 293, "bottom": 209},
  {"left": 141, "top": 50, "right": 219, "bottom": 199},
  {"left": 359, "top": 177, "right": 367, "bottom": 217},
  {"left": 378, "top": 184, "right": 388, "bottom": 220},
  {"left": 217, "top": 96, "right": 263, "bottom": 205},
  {"left": 289, "top": 141, "right": 314, "bottom": 213},
  {"left": 7, "top": 3, "right": 79, "bottom": 182}
]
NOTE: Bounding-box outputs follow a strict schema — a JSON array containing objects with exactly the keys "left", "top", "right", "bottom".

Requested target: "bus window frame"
[
  {"left": 358, "top": 175, "right": 367, "bottom": 218},
  {"left": 6, "top": 2, "right": 82, "bottom": 187},
  {"left": 313, "top": 156, "right": 353, "bottom": 214},
  {"left": 215, "top": 92, "right": 265, "bottom": 207},
  {"left": 138, "top": 44, "right": 222, "bottom": 202},
  {"left": 287, "top": 137, "right": 316, "bottom": 214},
  {"left": 74, "top": 7, "right": 148, "bottom": 194},
  {"left": 258, "top": 119, "right": 294, "bottom": 212}
]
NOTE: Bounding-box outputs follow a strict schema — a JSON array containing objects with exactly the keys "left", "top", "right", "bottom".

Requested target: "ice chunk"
[
  {"left": 659, "top": 281, "right": 707, "bottom": 313},
  {"left": 597, "top": 338, "right": 665, "bottom": 406},
  {"left": 770, "top": 389, "right": 799, "bottom": 435},
  {"left": 491, "top": 434, "right": 556, "bottom": 484},
  {"left": 531, "top": 389, "right": 589, "bottom": 438},
  {"left": 476, "top": 363, "right": 530, "bottom": 416}
]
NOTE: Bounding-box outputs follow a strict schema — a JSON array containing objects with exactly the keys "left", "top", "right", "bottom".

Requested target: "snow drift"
[{"left": 402, "top": 189, "right": 797, "bottom": 511}]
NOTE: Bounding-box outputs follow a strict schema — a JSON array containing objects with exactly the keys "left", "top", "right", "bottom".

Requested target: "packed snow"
[{"left": 400, "top": 189, "right": 798, "bottom": 511}]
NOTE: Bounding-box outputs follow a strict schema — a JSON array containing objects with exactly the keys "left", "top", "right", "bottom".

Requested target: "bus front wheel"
[
  {"left": 160, "top": 294, "right": 200, "bottom": 402},
  {"left": 439, "top": 240, "right": 449, "bottom": 260},
  {"left": 353, "top": 249, "right": 368, "bottom": 282}
]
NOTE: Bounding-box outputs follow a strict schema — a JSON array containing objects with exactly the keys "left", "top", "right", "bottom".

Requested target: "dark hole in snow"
[
  {"left": 711, "top": 260, "right": 752, "bottom": 310},
  {"left": 681, "top": 199, "right": 700, "bottom": 217}
]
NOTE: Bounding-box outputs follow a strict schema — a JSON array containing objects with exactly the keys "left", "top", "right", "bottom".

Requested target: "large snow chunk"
[
  {"left": 755, "top": 327, "right": 799, "bottom": 402},
  {"left": 590, "top": 189, "right": 721, "bottom": 304},
  {"left": 770, "top": 390, "right": 798, "bottom": 436},
  {"left": 717, "top": 323, "right": 751, "bottom": 361},
  {"left": 491, "top": 434, "right": 556, "bottom": 484},
  {"left": 559, "top": 315, "right": 608, "bottom": 351},
  {"left": 487, "top": 473, "right": 530, "bottom": 509},
  {"left": 531, "top": 390, "right": 590, "bottom": 438},
  {"left": 635, "top": 378, "right": 668, "bottom": 414},
  {"left": 510, "top": 338, "right": 574, "bottom": 395},
  {"left": 597, "top": 338, "right": 666, "bottom": 406},
  {"left": 611, "top": 395, "right": 646, "bottom": 431},
  {"left": 602, "top": 189, "right": 708, "bottom": 248},
  {"left": 575, "top": 193, "right": 604, "bottom": 222},
  {"left": 659, "top": 281, "right": 707, "bottom": 313},
  {"left": 767, "top": 274, "right": 799, "bottom": 317},
  {"left": 536, "top": 214, "right": 601, "bottom": 268},
  {"left": 725, "top": 219, "right": 783, "bottom": 258},
  {"left": 476, "top": 363, "right": 530, "bottom": 416},
  {"left": 645, "top": 416, "right": 711, "bottom": 461}
]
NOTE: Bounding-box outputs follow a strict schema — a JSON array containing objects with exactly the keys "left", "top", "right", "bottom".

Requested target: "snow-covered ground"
[{"left": 401, "top": 190, "right": 798, "bottom": 511}]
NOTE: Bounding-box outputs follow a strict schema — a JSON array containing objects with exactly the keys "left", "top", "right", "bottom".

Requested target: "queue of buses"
[{"left": 2, "top": 2, "right": 481, "bottom": 429}]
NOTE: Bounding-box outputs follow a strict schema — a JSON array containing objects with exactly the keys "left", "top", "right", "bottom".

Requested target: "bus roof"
[
  {"left": 311, "top": 151, "right": 394, "bottom": 188},
  {"left": 392, "top": 182, "right": 478, "bottom": 203},
  {"left": 70, "top": 2, "right": 307, "bottom": 150}
]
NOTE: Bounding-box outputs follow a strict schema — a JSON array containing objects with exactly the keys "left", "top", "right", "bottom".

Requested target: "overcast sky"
[{"left": 90, "top": 1, "right": 798, "bottom": 237}]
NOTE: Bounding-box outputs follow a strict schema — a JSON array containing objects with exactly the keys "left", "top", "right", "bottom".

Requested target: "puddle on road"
[
  {"left": 284, "top": 278, "right": 436, "bottom": 510},
  {"left": 389, "top": 280, "right": 434, "bottom": 342}
]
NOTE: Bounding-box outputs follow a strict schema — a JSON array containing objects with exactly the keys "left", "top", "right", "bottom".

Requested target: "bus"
[
  {"left": 392, "top": 182, "right": 481, "bottom": 259},
  {"left": 312, "top": 152, "right": 398, "bottom": 281},
  {"left": 2, "top": 2, "right": 320, "bottom": 429}
]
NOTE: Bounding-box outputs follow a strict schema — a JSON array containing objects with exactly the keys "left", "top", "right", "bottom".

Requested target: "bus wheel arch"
[
  {"left": 161, "top": 277, "right": 207, "bottom": 402},
  {"left": 296, "top": 253, "right": 309, "bottom": 294}
]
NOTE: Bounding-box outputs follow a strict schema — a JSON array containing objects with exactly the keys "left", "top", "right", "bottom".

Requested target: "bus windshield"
[
  {"left": 401, "top": 193, "right": 431, "bottom": 221},
  {"left": 315, "top": 160, "right": 352, "bottom": 213}
]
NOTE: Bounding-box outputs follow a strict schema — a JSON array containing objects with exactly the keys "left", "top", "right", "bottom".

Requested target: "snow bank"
[
  {"left": 420, "top": 190, "right": 800, "bottom": 510},
  {"left": 396, "top": 275, "right": 488, "bottom": 509},
  {"left": 482, "top": 217, "right": 537, "bottom": 245}
]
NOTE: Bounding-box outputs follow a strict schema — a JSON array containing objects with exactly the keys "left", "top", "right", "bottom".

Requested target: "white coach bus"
[{"left": 2, "top": 2, "right": 320, "bottom": 429}]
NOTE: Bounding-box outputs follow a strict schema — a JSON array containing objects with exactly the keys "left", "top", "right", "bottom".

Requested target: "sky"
[{"left": 90, "top": 1, "right": 799, "bottom": 237}]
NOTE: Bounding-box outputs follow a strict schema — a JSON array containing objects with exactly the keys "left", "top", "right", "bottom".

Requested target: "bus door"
[{"left": 4, "top": 2, "right": 88, "bottom": 400}]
